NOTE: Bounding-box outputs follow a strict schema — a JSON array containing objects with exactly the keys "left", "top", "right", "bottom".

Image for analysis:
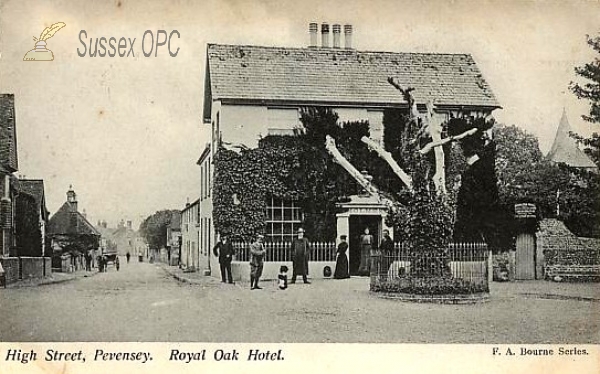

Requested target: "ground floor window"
[{"left": 264, "top": 197, "right": 302, "bottom": 242}]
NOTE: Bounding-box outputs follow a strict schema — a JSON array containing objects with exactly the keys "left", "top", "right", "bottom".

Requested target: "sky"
[{"left": 0, "top": 0, "right": 599, "bottom": 228}]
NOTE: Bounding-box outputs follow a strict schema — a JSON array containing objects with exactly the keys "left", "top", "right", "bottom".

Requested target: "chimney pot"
[
  {"left": 344, "top": 24, "right": 353, "bottom": 49},
  {"left": 309, "top": 22, "right": 318, "bottom": 47},
  {"left": 332, "top": 24, "right": 341, "bottom": 48},
  {"left": 321, "top": 22, "right": 330, "bottom": 48}
]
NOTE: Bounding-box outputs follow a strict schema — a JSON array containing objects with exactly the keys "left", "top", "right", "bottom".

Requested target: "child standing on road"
[{"left": 278, "top": 265, "right": 288, "bottom": 290}]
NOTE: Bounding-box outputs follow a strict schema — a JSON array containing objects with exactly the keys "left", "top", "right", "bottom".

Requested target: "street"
[{"left": 0, "top": 259, "right": 599, "bottom": 343}]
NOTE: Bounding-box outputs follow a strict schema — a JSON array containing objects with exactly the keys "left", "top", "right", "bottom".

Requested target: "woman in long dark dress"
[{"left": 334, "top": 235, "right": 350, "bottom": 279}]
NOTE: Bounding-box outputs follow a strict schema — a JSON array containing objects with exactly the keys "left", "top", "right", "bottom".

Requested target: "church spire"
[{"left": 547, "top": 109, "right": 597, "bottom": 170}]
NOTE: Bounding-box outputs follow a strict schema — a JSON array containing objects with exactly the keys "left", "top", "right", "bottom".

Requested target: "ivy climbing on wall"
[{"left": 213, "top": 108, "right": 391, "bottom": 241}]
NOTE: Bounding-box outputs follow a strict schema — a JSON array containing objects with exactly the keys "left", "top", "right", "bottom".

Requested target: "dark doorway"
[{"left": 349, "top": 215, "right": 380, "bottom": 276}]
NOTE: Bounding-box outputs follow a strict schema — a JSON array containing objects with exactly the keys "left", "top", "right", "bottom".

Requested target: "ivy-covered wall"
[
  {"left": 213, "top": 108, "right": 400, "bottom": 241},
  {"left": 212, "top": 106, "right": 501, "bottom": 256}
]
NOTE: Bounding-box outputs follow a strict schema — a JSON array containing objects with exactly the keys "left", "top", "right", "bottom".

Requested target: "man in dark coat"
[
  {"left": 213, "top": 234, "right": 234, "bottom": 284},
  {"left": 379, "top": 229, "right": 395, "bottom": 280},
  {"left": 291, "top": 228, "right": 310, "bottom": 284},
  {"left": 449, "top": 117, "right": 501, "bottom": 246}
]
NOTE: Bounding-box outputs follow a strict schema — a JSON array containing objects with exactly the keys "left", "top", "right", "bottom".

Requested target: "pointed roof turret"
[{"left": 547, "top": 109, "right": 597, "bottom": 171}]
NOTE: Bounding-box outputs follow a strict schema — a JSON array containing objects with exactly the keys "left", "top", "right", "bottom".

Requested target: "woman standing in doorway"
[{"left": 358, "top": 227, "right": 373, "bottom": 276}]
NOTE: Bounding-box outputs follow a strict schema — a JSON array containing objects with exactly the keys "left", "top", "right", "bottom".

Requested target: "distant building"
[
  {"left": 180, "top": 199, "right": 200, "bottom": 270},
  {"left": 196, "top": 144, "right": 212, "bottom": 274},
  {"left": 111, "top": 219, "right": 145, "bottom": 256},
  {"left": 94, "top": 220, "right": 117, "bottom": 258},
  {"left": 547, "top": 109, "right": 598, "bottom": 172},
  {"left": 47, "top": 186, "right": 100, "bottom": 272},
  {"left": 165, "top": 211, "right": 181, "bottom": 265}
]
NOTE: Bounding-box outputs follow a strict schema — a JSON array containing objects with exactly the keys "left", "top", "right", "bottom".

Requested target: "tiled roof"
[
  {"left": 112, "top": 225, "right": 138, "bottom": 239},
  {"left": 205, "top": 44, "right": 500, "bottom": 119},
  {"left": 48, "top": 202, "right": 100, "bottom": 236},
  {"left": 0, "top": 94, "right": 18, "bottom": 171},
  {"left": 548, "top": 110, "right": 598, "bottom": 170},
  {"left": 95, "top": 225, "right": 116, "bottom": 238}
]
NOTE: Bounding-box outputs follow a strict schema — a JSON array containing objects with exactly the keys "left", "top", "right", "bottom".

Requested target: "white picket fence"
[{"left": 232, "top": 241, "right": 336, "bottom": 262}]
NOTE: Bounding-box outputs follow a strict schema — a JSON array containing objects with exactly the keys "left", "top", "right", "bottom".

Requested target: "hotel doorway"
[{"left": 348, "top": 215, "right": 380, "bottom": 276}]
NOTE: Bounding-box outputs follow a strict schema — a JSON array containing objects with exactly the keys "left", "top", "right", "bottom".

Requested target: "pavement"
[
  {"left": 0, "top": 260, "right": 598, "bottom": 343},
  {"left": 4, "top": 269, "right": 98, "bottom": 288}
]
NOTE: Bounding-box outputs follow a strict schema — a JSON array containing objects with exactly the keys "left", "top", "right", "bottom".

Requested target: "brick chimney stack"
[
  {"left": 321, "top": 23, "right": 330, "bottom": 48},
  {"left": 332, "top": 24, "right": 341, "bottom": 48},
  {"left": 344, "top": 24, "right": 353, "bottom": 49},
  {"left": 309, "top": 22, "right": 318, "bottom": 47}
]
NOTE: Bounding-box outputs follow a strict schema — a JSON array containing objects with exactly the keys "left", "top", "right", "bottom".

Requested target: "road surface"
[{"left": 0, "top": 259, "right": 598, "bottom": 342}]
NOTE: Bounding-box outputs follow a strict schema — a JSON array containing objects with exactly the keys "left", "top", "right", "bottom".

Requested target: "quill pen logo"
[{"left": 23, "top": 22, "right": 66, "bottom": 61}]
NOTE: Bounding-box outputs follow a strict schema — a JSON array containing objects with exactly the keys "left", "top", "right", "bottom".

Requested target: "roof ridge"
[
  {"left": 205, "top": 42, "right": 499, "bottom": 118},
  {"left": 207, "top": 43, "right": 473, "bottom": 57}
]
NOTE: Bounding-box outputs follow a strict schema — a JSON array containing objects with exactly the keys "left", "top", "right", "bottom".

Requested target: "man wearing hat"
[
  {"left": 291, "top": 228, "right": 310, "bottom": 284},
  {"left": 379, "top": 229, "right": 395, "bottom": 280},
  {"left": 249, "top": 234, "right": 266, "bottom": 289},
  {"left": 213, "top": 234, "right": 234, "bottom": 284}
]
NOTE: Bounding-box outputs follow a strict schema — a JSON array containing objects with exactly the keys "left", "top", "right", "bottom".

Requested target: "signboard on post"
[{"left": 515, "top": 203, "right": 537, "bottom": 219}]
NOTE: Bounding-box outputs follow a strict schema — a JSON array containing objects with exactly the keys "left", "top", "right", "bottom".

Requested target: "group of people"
[
  {"left": 249, "top": 228, "right": 311, "bottom": 290},
  {"left": 211, "top": 228, "right": 314, "bottom": 290},
  {"left": 333, "top": 227, "right": 395, "bottom": 279},
  {"left": 211, "top": 226, "right": 397, "bottom": 289}
]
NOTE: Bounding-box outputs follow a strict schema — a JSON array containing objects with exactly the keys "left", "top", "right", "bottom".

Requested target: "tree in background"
[
  {"left": 494, "top": 124, "right": 600, "bottom": 238},
  {"left": 569, "top": 33, "right": 600, "bottom": 168},
  {"left": 139, "top": 210, "right": 179, "bottom": 250}
]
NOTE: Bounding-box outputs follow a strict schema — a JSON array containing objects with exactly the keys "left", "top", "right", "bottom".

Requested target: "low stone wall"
[
  {"left": 230, "top": 261, "right": 336, "bottom": 281},
  {"left": 0, "top": 257, "right": 20, "bottom": 284},
  {"left": 20, "top": 257, "right": 45, "bottom": 279},
  {"left": 43, "top": 257, "right": 51, "bottom": 276},
  {"left": 545, "top": 264, "right": 600, "bottom": 282},
  {"left": 1, "top": 257, "right": 52, "bottom": 284},
  {"left": 537, "top": 219, "right": 600, "bottom": 266},
  {"left": 52, "top": 254, "right": 72, "bottom": 272}
]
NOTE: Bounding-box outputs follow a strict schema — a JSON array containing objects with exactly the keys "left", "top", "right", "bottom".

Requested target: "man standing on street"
[
  {"left": 379, "top": 229, "right": 395, "bottom": 280},
  {"left": 291, "top": 228, "right": 310, "bottom": 284},
  {"left": 213, "top": 234, "right": 234, "bottom": 284},
  {"left": 250, "top": 234, "right": 266, "bottom": 290}
]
